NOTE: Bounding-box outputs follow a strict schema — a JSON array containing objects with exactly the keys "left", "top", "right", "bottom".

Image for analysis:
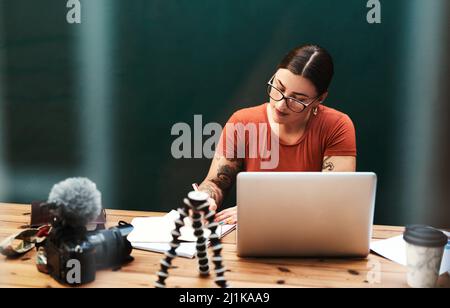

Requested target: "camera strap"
[{"left": 0, "top": 225, "right": 50, "bottom": 257}]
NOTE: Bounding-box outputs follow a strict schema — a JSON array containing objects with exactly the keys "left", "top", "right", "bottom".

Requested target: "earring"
[{"left": 313, "top": 107, "right": 319, "bottom": 116}]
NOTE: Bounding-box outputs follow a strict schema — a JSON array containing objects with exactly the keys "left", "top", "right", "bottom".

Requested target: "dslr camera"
[
  {"left": 36, "top": 177, "right": 134, "bottom": 285},
  {"left": 44, "top": 216, "right": 134, "bottom": 285}
]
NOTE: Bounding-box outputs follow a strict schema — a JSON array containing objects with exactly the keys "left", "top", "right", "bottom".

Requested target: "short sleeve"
[
  {"left": 216, "top": 112, "right": 241, "bottom": 159},
  {"left": 323, "top": 114, "right": 357, "bottom": 157}
]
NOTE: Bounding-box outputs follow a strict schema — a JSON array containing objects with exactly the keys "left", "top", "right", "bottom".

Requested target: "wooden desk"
[{"left": 0, "top": 203, "right": 448, "bottom": 288}]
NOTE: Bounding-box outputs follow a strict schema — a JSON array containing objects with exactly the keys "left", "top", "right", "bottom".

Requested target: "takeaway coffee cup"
[{"left": 403, "top": 225, "right": 447, "bottom": 288}]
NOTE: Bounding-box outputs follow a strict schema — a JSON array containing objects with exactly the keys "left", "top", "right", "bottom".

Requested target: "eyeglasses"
[{"left": 266, "top": 75, "right": 320, "bottom": 113}]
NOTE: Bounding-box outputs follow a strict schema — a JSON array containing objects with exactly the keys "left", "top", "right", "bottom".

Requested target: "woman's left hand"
[{"left": 214, "top": 206, "right": 237, "bottom": 224}]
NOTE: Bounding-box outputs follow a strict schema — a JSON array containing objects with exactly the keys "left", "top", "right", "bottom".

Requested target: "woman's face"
[{"left": 269, "top": 68, "right": 324, "bottom": 125}]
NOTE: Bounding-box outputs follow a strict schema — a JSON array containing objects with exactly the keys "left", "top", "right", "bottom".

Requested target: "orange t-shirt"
[{"left": 218, "top": 103, "right": 356, "bottom": 171}]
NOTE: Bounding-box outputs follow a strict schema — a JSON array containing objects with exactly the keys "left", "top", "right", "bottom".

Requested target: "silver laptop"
[{"left": 236, "top": 172, "right": 377, "bottom": 257}]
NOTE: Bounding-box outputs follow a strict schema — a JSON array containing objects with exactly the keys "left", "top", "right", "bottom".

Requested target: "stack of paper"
[
  {"left": 128, "top": 210, "right": 236, "bottom": 258},
  {"left": 370, "top": 230, "right": 450, "bottom": 275}
]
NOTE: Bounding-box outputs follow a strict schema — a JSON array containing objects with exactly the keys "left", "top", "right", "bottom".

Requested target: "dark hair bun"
[{"left": 278, "top": 44, "right": 334, "bottom": 95}]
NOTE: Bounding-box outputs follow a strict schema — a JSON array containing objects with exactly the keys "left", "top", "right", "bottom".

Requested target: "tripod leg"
[
  {"left": 204, "top": 209, "right": 229, "bottom": 288},
  {"left": 155, "top": 206, "right": 188, "bottom": 288},
  {"left": 192, "top": 209, "right": 210, "bottom": 276}
]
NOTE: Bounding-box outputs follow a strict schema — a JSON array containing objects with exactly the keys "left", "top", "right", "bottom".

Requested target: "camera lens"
[{"left": 86, "top": 222, "right": 133, "bottom": 269}]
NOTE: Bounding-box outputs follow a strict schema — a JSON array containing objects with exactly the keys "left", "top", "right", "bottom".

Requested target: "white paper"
[
  {"left": 128, "top": 210, "right": 235, "bottom": 243},
  {"left": 370, "top": 231, "right": 450, "bottom": 275},
  {"left": 128, "top": 210, "right": 236, "bottom": 258},
  {"left": 127, "top": 216, "right": 174, "bottom": 243},
  {"left": 132, "top": 242, "right": 197, "bottom": 259}
]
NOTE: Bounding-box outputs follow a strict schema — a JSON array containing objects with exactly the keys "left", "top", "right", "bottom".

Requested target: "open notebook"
[{"left": 128, "top": 210, "right": 236, "bottom": 258}]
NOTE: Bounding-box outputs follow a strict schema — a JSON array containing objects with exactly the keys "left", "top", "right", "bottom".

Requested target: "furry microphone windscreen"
[{"left": 48, "top": 177, "right": 102, "bottom": 228}]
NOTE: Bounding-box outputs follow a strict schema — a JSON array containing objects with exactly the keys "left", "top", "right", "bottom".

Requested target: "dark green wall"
[{"left": 0, "top": 0, "right": 447, "bottom": 226}]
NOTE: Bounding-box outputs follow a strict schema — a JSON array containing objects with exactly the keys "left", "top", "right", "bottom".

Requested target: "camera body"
[{"left": 45, "top": 221, "right": 134, "bottom": 285}]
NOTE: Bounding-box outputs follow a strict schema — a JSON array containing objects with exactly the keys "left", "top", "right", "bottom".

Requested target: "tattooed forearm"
[
  {"left": 199, "top": 158, "right": 243, "bottom": 206},
  {"left": 322, "top": 156, "right": 335, "bottom": 171},
  {"left": 210, "top": 164, "right": 238, "bottom": 191}
]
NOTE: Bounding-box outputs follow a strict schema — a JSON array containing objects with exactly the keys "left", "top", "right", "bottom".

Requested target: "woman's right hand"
[{"left": 198, "top": 153, "right": 243, "bottom": 224}]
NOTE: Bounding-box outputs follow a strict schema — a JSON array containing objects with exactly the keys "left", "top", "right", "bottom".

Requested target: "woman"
[{"left": 199, "top": 44, "right": 357, "bottom": 224}]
